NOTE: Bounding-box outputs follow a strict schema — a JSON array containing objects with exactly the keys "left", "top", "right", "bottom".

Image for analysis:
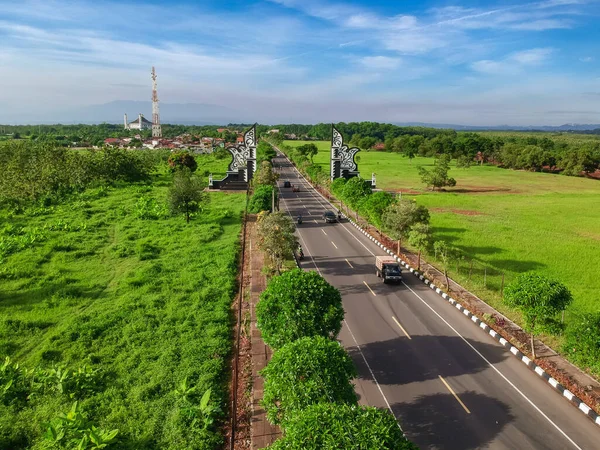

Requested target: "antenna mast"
[{"left": 151, "top": 66, "right": 162, "bottom": 138}]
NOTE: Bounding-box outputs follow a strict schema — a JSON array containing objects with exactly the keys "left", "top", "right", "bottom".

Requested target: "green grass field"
[
  {"left": 0, "top": 156, "right": 244, "bottom": 449},
  {"left": 285, "top": 140, "right": 600, "bottom": 321}
]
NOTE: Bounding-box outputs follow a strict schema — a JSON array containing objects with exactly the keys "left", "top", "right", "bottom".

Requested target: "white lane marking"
[
  {"left": 331, "top": 241, "right": 338, "bottom": 249},
  {"left": 343, "top": 319, "right": 402, "bottom": 429},
  {"left": 322, "top": 229, "right": 328, "bottom": 236},
  {"left": 392, "top": 316, "right": 411, "bottom": 340},
  {"left": 401, "top": 281, "right": 583, "bottom": 450},
  {"left": 276, "top": 152, "right": 585, "bottom": 449},
  {"left": 345, "top": 258, "right": 354, "bottom": 269},
  {"left": 439, "top": 375, "right": 471, "bottom": 414},
  {"left": 314, "top": 219, "right": 318, "bottom": 224},
  {"left": 363, "top": 281, "right": 376, "bottom": 297}
]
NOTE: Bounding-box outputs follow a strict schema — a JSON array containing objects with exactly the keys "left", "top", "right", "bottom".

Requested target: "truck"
[{"left": 376, "top": 256, "right": 402, "bottom": 284}]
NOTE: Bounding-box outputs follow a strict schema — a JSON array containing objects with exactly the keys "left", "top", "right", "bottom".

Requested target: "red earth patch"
[{"left": 431, "top": 208, "right": 484, "bottom": 216}]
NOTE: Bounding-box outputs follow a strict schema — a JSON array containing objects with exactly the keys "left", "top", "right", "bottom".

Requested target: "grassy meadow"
[
  {"left": 285, "top": 140, "right": 600, "bottom": 321},
  {"left": 0, "top": 155, "right": 245, "bottom": 449}
]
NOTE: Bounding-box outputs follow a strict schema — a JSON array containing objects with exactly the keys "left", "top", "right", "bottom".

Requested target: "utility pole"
[{"left": 151, "top": 66, "right": 162, "bottom": 138}]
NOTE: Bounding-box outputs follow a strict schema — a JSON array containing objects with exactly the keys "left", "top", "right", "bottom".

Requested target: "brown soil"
[
  {"left": 223, "top": 216, "right": 253, "bottom": 450},
  {"left": 431, "top": 208, "right": 485, "bottom": 216},
  {"left": 446, "top": 184, "right": 519, "bottom": 194}
]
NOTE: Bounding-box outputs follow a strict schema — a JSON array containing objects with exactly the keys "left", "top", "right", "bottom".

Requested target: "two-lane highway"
[{"left": 273, "top": 152, "right": 600, "bottom": 449}]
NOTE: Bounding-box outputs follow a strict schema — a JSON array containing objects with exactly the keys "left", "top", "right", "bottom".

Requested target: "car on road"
[
  {"left": 323, "top": 211, "right": 337, "bottom": 223},
  {"left": 292, "top": 185, "right": 300, "bottom": 192},
  {"left": 283, "top": 180, "right": 291, "bottom": 188}
]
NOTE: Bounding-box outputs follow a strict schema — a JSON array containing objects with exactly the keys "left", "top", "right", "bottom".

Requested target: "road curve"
[{"left": 273, "top": 152, "right": 600, "bottom": 450}]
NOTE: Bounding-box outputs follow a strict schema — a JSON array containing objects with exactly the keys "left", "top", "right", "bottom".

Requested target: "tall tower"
[{"left": 151, "top": 66, "right": 162, "bottom": 138}]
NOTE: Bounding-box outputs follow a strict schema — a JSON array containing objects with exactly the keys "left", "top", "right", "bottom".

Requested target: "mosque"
[{"left": 124, "top": 113, "right": 152, "bottom": 131}]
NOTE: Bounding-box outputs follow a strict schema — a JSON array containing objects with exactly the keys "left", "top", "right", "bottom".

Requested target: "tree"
[
  {"left": 261, "top": 336, "right": 357, "bottom": 425},
  {"left": 254, "top": 161, "right": 279, "bottom": 187},
  {"left": 381, "top": 199, "right": 430, "bottom": 240},
  {"left": 248, "top": 185, "right": 276, "bottom": 213},
  {"left": 268, "top": 403, "right": 417, "bottom": 450},
  {"left": 417, "top": 153, "right": 456, "bottom": 191},
  {"left": 256, "top": 212, "right": 297, "bottom": 273},
  {"left": 433, "top": 240, "right": 460, "bottom": 291},
  {"left": 408, "top": 223, "right": 432, "bottom": 271},
  {"left": 504, "top": 273, "right": 573, "bottom": 359},
  {"left": 360, "top": 191, "right": 395, "bottom": 230},
  {"left": 168, "top": 151, "right": 197, "bottom": 172},
  {"left": 256, "top": 269, "right": 344, "bottom": 349},
  {"left": 341, "top": 177, "right": 372, "bottom": 209},
  {"left": 167, "top": 168, "right": 208, "bottom": 223},
  {"left": 296, "top": 143, "right": 318, "bottom": 162}
]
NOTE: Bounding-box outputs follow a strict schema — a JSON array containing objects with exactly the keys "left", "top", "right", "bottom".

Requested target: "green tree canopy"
[
  {"left": 382, "top": 199, "right": 430, "bottom": 240},
  {"left": 433, "top": 240, "right": 461, "bottom": 291},
  {"left": 167, "top": 168, "right": 208, "bottom": 223},
  {"left": 360, "top": 191, "right": 396, "bottom": 229},
  {"left": 267, "top": 403, "right": 417, "bottom": 450},
  {"left": 341, "top": 176, "right": 372, "bottom": 209},
  {"left": 248, "top": 185, "right": 276, "bottom": 213},
  {"left": 296, "top": 143, "right": 319, "bottom": 162},
  {"left": 253, "top": 160, "right": 279, "bottom": 187},
  {"left": 168, "top": 151, "right": 197, "bottom": 172},
  {"left": 256, "top": 269, "right": 344, "bottom": 349},
  {"left": 408, "top": 222, "right": 432, "bottom": 270},
  {"left": 504, "top": 273, "right": 573, "bottom": 359},
  {"left": 256, "top": 211, "right": 297, "bottom": 273},
  {"left": 417, "top": 153, "right": 456, "bottom": 191},
  {"left": 261, "top": 336, "right": 357, "bottom": 425}
]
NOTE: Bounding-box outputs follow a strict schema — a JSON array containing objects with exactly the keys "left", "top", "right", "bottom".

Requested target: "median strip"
[
  {"left": 392, "top": 316, "right": 411, "bottom": 340},
  {"left": 438, "top": 375, "right": 471, "bottom": 414}
]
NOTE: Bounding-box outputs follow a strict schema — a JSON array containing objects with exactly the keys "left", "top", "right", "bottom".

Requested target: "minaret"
[
  {"left": 151, "top": 66, "right": 162, "bottom": 138},
  {"left": 124, "top": 113, "right": 128, "bottom": 130}
]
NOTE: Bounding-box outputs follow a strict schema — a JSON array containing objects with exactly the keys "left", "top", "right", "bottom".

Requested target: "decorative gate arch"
[
  {"left": 330, "top": 125, "right": 375, "bottom": 188},
  {"left": 209, "top": 124, "right": 257, "bottom": 190}
]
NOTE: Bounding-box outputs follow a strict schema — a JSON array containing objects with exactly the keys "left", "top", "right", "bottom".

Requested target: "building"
[{"left": 124, "top": 113, "right": 152, "bottom": 131}]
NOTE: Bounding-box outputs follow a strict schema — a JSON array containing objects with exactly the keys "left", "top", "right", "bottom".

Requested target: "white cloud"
[
  {"left": 472, "top": 47, "right": 553, "bottom": 74},
  {"left": 359, "top": 56, "right": 402, "bottom": 69},
  {"left": 580, "top": 56, "right": 594, "bottom": 62}
]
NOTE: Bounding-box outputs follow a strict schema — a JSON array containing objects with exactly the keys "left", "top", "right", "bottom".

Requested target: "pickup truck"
[{"left": 376, "top": 256, "right": 402, "bottom": 284}]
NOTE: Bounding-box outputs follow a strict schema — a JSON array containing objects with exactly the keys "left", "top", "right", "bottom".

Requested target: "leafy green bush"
[
  {"left": 133, "top": 195, "right": 169, "bottom": 220},
  {"left": 261, "top": 336, "right": 357, "bottom": 425},
  {"left": 168, "top": 151, "right": 198, "bottom": 172},
  {"left": 563, "top": 313, "right": 600, "bottom": 374},
  {"left": 504, "top": 272, "right": 572, "bottom": 358},
  {"left": 248, "top": 185, "right": 275, "bottom": 213},
  {"left": 341, "top": 176, "right": 372, "bottom": 209},
  {"left": 268, "top": 403, "right": 417, "bottom": 450},
  {"left": 256, "top": 269, "right": 344, "bottom": 349}
]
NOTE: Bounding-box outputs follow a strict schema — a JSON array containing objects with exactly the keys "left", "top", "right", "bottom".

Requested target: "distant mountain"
[{"left": 392, "top": 122, "right": 600, "bottom": 132}]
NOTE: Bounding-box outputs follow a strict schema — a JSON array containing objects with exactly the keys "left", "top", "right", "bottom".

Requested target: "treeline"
[{"left": 0, "top": 141, "right": 167, "bottom": 207}]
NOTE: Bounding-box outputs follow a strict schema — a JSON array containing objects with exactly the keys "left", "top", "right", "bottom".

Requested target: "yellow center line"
[
  {"left": 331, "top": 241, "right": 338, "bottom": 249},
  {"left": 363, "top": 281, "right": 376, "bottom": 296},
  {"left": 438, "top": 375, "right": 471, "bottom": 414},
  {"left": 392, "top": 316, "right": 412, "bottom": 340},
  {"left": 345, "top": 258, "right": 354, "bottom": 268},
  {"left": 322, "top": 229, "right": 328, "bottom": 235}
]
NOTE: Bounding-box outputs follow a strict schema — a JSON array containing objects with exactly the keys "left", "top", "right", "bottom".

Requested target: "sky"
[{"left": 1, "top": 0, "right": 600, "bottom": 125}]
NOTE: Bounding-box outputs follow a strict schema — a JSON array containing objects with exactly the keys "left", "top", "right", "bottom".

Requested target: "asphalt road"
[{"left": 273, "top": 153, "right": 600, "bottom": 450}]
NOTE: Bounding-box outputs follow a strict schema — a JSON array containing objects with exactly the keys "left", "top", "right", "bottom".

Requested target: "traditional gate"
[
  {"left": 330, "top": 125, "right": 375, "bottom": 188},
  {"left": 209, "top": 124, "right": 257, "bottom": 190}
]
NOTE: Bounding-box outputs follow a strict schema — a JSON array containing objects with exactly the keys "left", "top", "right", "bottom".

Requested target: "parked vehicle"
[
  {"left": 283, "top": 180, "right": 291, "bottom": 188},
  {"left": 375, "top": 256, "right": 402, "bottom": 284},
  {"left": 292, "top": 185, "right": 300, "bottom": 192},
  {"left": 323, "top": 211, "right": 337, "bottom": 223}
]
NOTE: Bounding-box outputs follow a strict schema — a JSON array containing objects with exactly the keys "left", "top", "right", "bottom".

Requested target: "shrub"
[
  {"left": 341, "top": 177, "right": 372, "bottom": 209},
  {"left": 563, "top": 313, "right": 600, "bottom": 374},
  {"left": 256, "top": 269, "right": 344, "bottom": 349},
  {"left": 256, "top": 212, "right": 297, "bottom": 274},
  {"left": 268, "top": 403, "right": 418, "bottom": 449},
  {"left": 167, "top": 168, "right": 208, "bottom": 223},
  {"left": 168, "top": 151, "right": 197, "bottom": 172},
  {"left": 248, "top": 185, "right": 275, "bottom": 213},
  {"left": 261, "top": 336, "right": 357, "bottom": 425}
]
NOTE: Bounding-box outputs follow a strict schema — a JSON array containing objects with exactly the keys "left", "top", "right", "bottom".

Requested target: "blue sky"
[{"left": 1, "top": 0, "right": 599, "bottom": 125}]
